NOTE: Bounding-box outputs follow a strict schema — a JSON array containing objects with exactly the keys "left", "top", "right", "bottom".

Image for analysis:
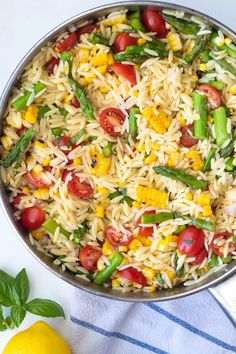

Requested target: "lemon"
[{"left": 3, "top": 321, "right": 71, "bottom": 354}]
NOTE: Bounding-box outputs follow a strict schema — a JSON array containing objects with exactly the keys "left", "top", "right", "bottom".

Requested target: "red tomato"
[
  {"left": 71, "top": 96, "right": 80, "bottom": 108},
  {"left": 16, "top": 127, "right": 27, "bottom": 137},
  {"left": 68, "top": 173, "right": 93, "bottom": 199},
  {"left": 111, "top": 63, "right": 137, "bottom": 86},
  {"left": 177, "top": 226, "right": 205, "bottom": 257},
  {"left": 190, "top": 248, "right": 208, "bottom": 265},
  {"left": 118, "top": 267, "right": 147, "bottom": 286},
  {"left": 56, "top": 32, "right": 77, "bottom": 52},
  {"left": 99, "top": 108, "right": 125, "bottom": 137},
  {"left": 45, "top": 57, "right": 59, "bottom": 75},
  {"left": 25, "top": 171, "right": 51, "bottom": 189},
  {"left": 106, "top": 226, "right": 133, "bottom": 246},
  {"left": 12, "top": 193, "right": 24, "bottom": 211},
  {"left": 198, "top": 84, "right": 221, "bottom": 109},
  {"left": 143, "top": 10, "right": 168, "bottom": 38},
  {"left": 21, "top": 206, "right": 45, "bottom": 231},
  {"left": 62, "top": 169, "right": 71, "bottom": 182},
  {"left": 76, "top": 24, "right": 96, "bottom": 40},
  {"left": 54, "top": 136, "right": 77, "bottom": 156},
  {"left": 136, "top": 210, "right": 155, "bottom": 237},
  {"left": 79, "top": 245, "right": 101, "bottom": 271},
  {"left": 180, "top": 124, "right": 198, "bottom": 148},
  {"left": 210, "top": 232, "right": 233, "bottom": 256},
  {"left": 114, "top": 33, "right": 137, "bottom": 53}
]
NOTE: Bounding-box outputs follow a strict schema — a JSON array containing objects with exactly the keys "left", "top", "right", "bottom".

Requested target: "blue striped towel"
[{"left": 70, "top": 289, "right": 236, "bottom": 354}]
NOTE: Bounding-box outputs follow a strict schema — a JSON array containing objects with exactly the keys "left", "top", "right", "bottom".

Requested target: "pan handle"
[{"left": 209, "top": 274, "right": 236, "bottom": 325}]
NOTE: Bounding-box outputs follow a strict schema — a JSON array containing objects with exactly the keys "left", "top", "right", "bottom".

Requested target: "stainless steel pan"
[{"left": 0, "top": 1, "right": 235, "bottom": 323}]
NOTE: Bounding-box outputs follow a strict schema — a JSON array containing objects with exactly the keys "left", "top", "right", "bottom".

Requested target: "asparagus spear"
[
  {"left": 43, "top": 219, "right": 71, "bottom": 238},
  {"left": 210, "top": 32, "right": 236, "bottom": 59},
  {"left": 213, "top": 107, "right": 230, "bottom": 147},
  {"left": 102, "top": 142, "right": 113, "bottom": 157},
  {"left": 67, "top": 129, "right": 86, "bottom": 147},
  {"left": 209, "top": 51, "right": 236, "bottom": 78},
  {"left": 51, "top": 128, "right": 63, "bottom": 137},
  {"left": 207, "top": 81, "right": 225, "bottom": 90},
  {"left": 125, "top": 40, "right": 168, "bottom": 58},
  {"left": 225, "top": 156, "right": 235, "bottom": 171},
  {"left": 3, "top": 129, "right": 35, "bottom": 168},
  {"left": 219, "top": 128, "right": 236, "bottom": 157},
  {"left": 185, "top": 33, "right": 211, "bottom": 63},
  {"left": 141, "top": 212, "right": 174, "bottom": 224},
  {"left": 202, "top": 149, "right": 215, "bottom": 172},
  {"left": 199, "top": 51, "right": 211, "bottom": 63},
  {"left": 189, "top": 217, "right": 215, "bottom": 231},
  {"left": 88, "top": 33, "right": 109, "bottom": 46},
  {"left": 129, "top": 107, "right": 139, "bottom": 141},
  {"left": 69, "top": 78, "right": 95, "bottom": 120},
  {"left": 38, "top": 105, "right": 50, "bottom": 119},
  {"left": 162, "top": 13, "right": 201, "bottom": 35},
  {"left": 127, "top": 11, "right": 146, "bottom": 32},
  {"left": 94, "top": 253, "right": 123, "bottom": 285},
  {"left": 153, "top": 166, "right": 208, "bottom": 190},
  {"left": 12, "top": 82, "right": 45, "bottom": 111},
  {"left": 114, "top": 52, "right": 148, "bottom": 64},
  {"left": 193, "top": 92, "right": 208, "bottom": 140}
]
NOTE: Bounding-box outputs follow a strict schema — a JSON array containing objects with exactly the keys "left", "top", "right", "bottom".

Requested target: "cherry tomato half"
[
  {"left": 210, "top": 232, "right": 234, "bottom": 256},
  {"left": 180, "top": 124, "right": 198, "bottom": 148},
  {"left": 25, "top": 171, "right": 52, "bottom": 189},
  {"left": 114, "top": 33, "right": 137, "bottom": 53},
  {"left": 12, "top": 193, "right": 24, "bottom": 211},
  {"left": 106, "top": 226, "right": 133, "bottom": 246},
  {"left": 76, "top": 24, "right": 96, "bottom": 40},
  {"left": 54, "top": 136, "right": 77, "bottom": 156},
  {"left": 68, "top": 173, "right": 93, "bottom": 199},
  {"left": 79, "top": 245, "right": 102, "bottom": 271},
  {"left": 118, "top": 267, "right": 147, "bottom": 286},
  {"left": 177, "top": 226, "right": 205, "bottom": 257},
  {"left": 111, "top": 63, "right": 137, "bottom": 86},
  {"left": 136, "top": 210, "right": 155, "bottom": 237},
  {"left": 16, "top": 127, "right": 27, "bottom": 137},
  {"left": 21, "top": 206, "right": 45, "bottom": 231},
  {"left": 142, "top": 10, "right": 168, "bottom": 38},
  {"left": 45, "top": 57, "right": 60, "bottom": 75},
  {"left": 71, "top": 96, "right": 80, "bottom": 108},
  {"left": 100, "top": 108, "right": 125, "bottom": 137},
  {"left": 55, "top": 32, "right": 77, "bottom": 52},
  {"left": 190, "top": 248, "right": 208, "bottom": 265},
  {"left": 198, "top": 84, "right": 221, "bottom": 109}
]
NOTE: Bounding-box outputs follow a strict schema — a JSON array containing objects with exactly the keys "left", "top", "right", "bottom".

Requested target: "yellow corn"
[
  {"left": 0, "top": 136, "right": 13, "bottom": 150},
  {"left": 99, "top": 86, "right": 109, "bottom": 93},
  {"left": 191, "top": 75, "right": 198, "bottom": 82},
  {"left": 73, "top": 157, "right": 81, "bottom": 166},
  {"left": 178, "top": 115, "right": 186, "bottom": 127},
  {"left": 25, "top": 155, "right": 34, "bottom": 166},
  {"left": 22, "top": 186, "right": 30, "bottom": 195},
  {"left": 96, "top": 206, "right": 104, "bottom": 218},
  {"left": 96, "top": 65, "right": 108, "bottom": 74},
  {"left": 32, "top": 164, "right": 43, "bottom": 176},
  {"left": 134, "top": 64, "right": 140, "bottom": 70},
  {"left": 185, "top": 150, "right": 203, "bottom": 171},
  {"left": 186, "top": 39, "right": 195, "bottom": 54},
  {"left": 119, "top": 246, "right": 128, "bottom": 252},
  {"left": 64, "top": 95, "right": 71, "bottom": 104},
  {"left": 132, "top": 90, "right": 139, "bottom": 98},
  {"left": 167, "top": 151, "right": 180, "bottom": 168},
  {"left": 42, "top": 157, "right": 51, "bottom": 167},
  {"left": 34, "top": 140, "right": 45, "bottom": 148},
  {"left": 230, "top": 84, "right": 236, "bottom": 95},
  {"left": 143, "top": 107, "right": 170, "bottom": 134},
  {"left": 6, "top": 113, "right": 22, "bottom": 129},
  {"left": 135, "top": 142, "right": 145, "bottom": 152},
  {"left": 34, "top": 188, "right": 49, "bottom": 200},
  {"left": 145, "top": 285, "right": 156, "bottom": 292},
  {"left": 136, "top": 185, "right": 167, "bottom": 208},
  {"left": 198, "top": 264, "right": 209, "bottom": 275},
  {"left": 101, "top": 14, "right": 126, "bottom": 27},
  {"left": 91, "top": 153, "right": 110, "bottom": 177},
  {"left": 97, "top": 186, "right": 109, "bottom": 195},
  {"left": 157, "top": 235, "right": 178, "bottom": 252},
  {"left": 197, "top": 193, "right": 212, "bottom": 216},
  {"left": 108, "top": 53, "right": 115, "bottom": 65},
  {"left": 137, "top": 235, "right": 152, "bottom": 247},
  {"left": 77, "top": 48, "right": 90, "bottom": 63},
  {"left": 92, "top": 53, "right": 108, "bottom": 66},
  {"left": 145, "top": 152, "right": 157, "bottom": 165},
  {"left": 142, "top": 267, "right": 155, "bottom": 282},
  {"left": 151, "top": 143, "right": 160, "bottom": 151},
  {"left": 225, "top": 37, "right": 232, "bottom": 45},
  {"left": 129, "top": 239, "right": 142, "bottom": 251},
  {"left": 185, "top": 192, "right": 193, "bottom": 201},
  {"left": 132, "top": 201, "right": 141, "bottom": 209},
  {"left": 102, "top": 238, "right": 115, "bottom": 256},
  {"left": 137, "top": 37, "right": 146, "bottom": 45},
  {"left": 167, "top": 32, "right": 182, "bottom": 51},
  {"left": 112, "top": 279, "right": 120, "bottom": 287},
  {"left": 24, "top": 105, "right": 39, "bottom": 124},
  {"left": 31, "top": 230, "right": 45, "bottom": 240},
  {"left": 164, "top": 269, "right": 175, "bottom": 282},
  {"left": 97, "top": 258, "right": 105, "bottom": 271},
  {"left": 199, "top": 63, "right": 207, "bottom": 71},
  {"left": 118, "top": 181, "right": 126, "bottom": 187}
]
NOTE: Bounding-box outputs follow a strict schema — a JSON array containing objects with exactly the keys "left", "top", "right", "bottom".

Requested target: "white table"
[{"left": 0, "top": 0, "right": 235, "bottom": 350}]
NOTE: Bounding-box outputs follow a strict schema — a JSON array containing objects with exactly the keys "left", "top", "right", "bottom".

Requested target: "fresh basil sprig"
[{"left": 0, "top": 268, "right": 64, "bottom": 331}]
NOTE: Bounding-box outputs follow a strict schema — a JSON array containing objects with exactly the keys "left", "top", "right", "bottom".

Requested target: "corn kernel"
[
  {"left": 119, "top": 246, "right": 128, "bottom": 252},
  {"left": 132, "top": 90, "right": 139, "bottom": 98},
  {"left": 73, "top": 157, "right": 81, "bottom": 166},
  {"left": 145, "top": 285, "right": 156, "bottom": 292},
  {"left": 191, "top": 75, "right": 198, "bottom": 82},
  {"left": 167, "top": 32, "right": 182, "bottom": 51},
  {"left": 108, "top": 53, "right": 115, "bottom": 65},
  {"left": 118, "top": 181, "right": 126, "bottom": 187},
  {"left": 64, "top": 95, "right": 71, "bottom": 104},
  {"left": 164, "top": 269, "right": 175, "bottom": 282},
  {"left": 136, "top": 185, "right": 167, "bottom": 208},
  {"left": 112, "top": 279, "right": 120, "bottom": 287},
  {"left": 137, "top": 236, "right": 152, "bottom": 247},
  {"left": 101, "top": 14, "right": 126, "bottom": 27},
  {"left": 24, "top": 105, "right": 39, "bottom": 124},
  {"left": 142, "top": 267, "right": 155, "bottom": 281},
  {"left": 137, "top": 37, "right": 146, "bottom": 45},
  {"left": 42, "top": 157, "right": 51, "bottom": 167},
  {"left": 25, "top": 155, "right": 34, "bottom": 166},
  {"left": 186, "top": 39, "right": 195, "bottom": 54},
  {"left": 102, "top": 238, "right": 115, "bottom": 256},
  {"left": 34, "top": 140, "right": 45, "bottom": 148},
  {"left": 31, "top": 230, "right": 45, "bottom": 240},
  {"left": 32, "top": 164, "right": 43, "bottom": 176},
  {"left": 143, "top": 107, "right": 170, "bottom": 134},
  {"left": 22, "top": 187, "right": 30, "bottom": 195},
  {"left": 167, "top": 151, "right": 180, "bottom": 168},
  {"left": 185, "top": 150, "right": 203, "bottom": 171},
  {"left": 97, "top": 258, "right": 105, "bottom": 271},
  {"left": 151, "top": 143, "right": 160, "bottom": 151},
  {"left": 225, "top": 37, "right": 232, "bottom": 45},
  {"left": 34, "top": 188, "right": 49, "bottom": 200},
  {"left": 230, "top": 84, "right": 236, "bottom": 95},
  {"left": 0, "top": 136, "right": 13, "bottom": 150},
  {"left": 97, "top": 65, "right": 108, "bottom": 74},
  {"left": 197, "top": 193, "right": 211, "bottom": 205},
  {"left": 92, "top": 53, "right": 108, "bottom": 66},
  {"left": 199, "top": 63, "right": 207, "bottom": 71},
  {"left": 178, "top": 115, "right": 186, "bottom": 127},
  {"left": 185, "top": 192, "right": 193, "bottom": 201},
  {"left": 97, "top": 186, "right": 109, "bottom": 195},
  {"left": 135, "top": 142, "right": 145, "bottom": 152},
  {"left": 134, "top": 64, "right": 140, "bottom": 70},
  {"left": 91, "top": 152, "right": 110, "bottom": 177},
  {"left": 145, "top": 152, "right": 157, "bottom": 165},
  {"left": 132, "top": 201, "right": 141, "bottom": 209},
  {"left": 96, "top": 206, "right": 104, "bottom": 218},
  {"left": 129, "top": 239, "right": 142, "bottom": 251},
  {"left": 99, "top": 86, "right": 109, "bottom": 93},
  {"left": 77, "top": 48, "right": 90, "bottom": 63}
]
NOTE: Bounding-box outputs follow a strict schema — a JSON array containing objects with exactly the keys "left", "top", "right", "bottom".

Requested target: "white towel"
[{"left": 70, "top": 289, "right": 236, "bottom": 354}]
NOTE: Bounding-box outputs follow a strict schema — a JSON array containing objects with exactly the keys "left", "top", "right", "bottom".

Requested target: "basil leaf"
[
  {"left": 0, "top": 306, "right": 7, "bottom": 332},
  {"left": 11, "top": 305, "right": 26, "bottom": 328},
  {"left": 0, "top": 270, "right": 14, "bottom": 306},
  {"left": 13, "top": 269, "right": 30, "bottom": 304},
  {"left": 26, "top": 299, "right": 65, "bottom": 318}
]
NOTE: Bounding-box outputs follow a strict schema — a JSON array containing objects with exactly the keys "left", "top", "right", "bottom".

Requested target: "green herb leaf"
[
  {"left": 74, "top": 221, "right": 87, "bottom": 244},
  {"left": 156, "top": 274, "right": 164, "bottom": 285},
  {"left": 209, "top": 253, "right": 218, "bottom": 268},
  {"left": 13, "top": 269, "right": 30, "bottom": 304},
  {"left": 0, "top": 306, "right": 7, "bottom": 332},
  {"left": 38, "top": 105, "right": 50, "bottom": 119},
  {"left": 11, "top": 305, "right": 26, "bottom": 328},
  {"left": 26, "top": 299, "right": 65, "bottom": 318},
  {"left": 0, "top": 270, "right": 14, "bottom": 307}
]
